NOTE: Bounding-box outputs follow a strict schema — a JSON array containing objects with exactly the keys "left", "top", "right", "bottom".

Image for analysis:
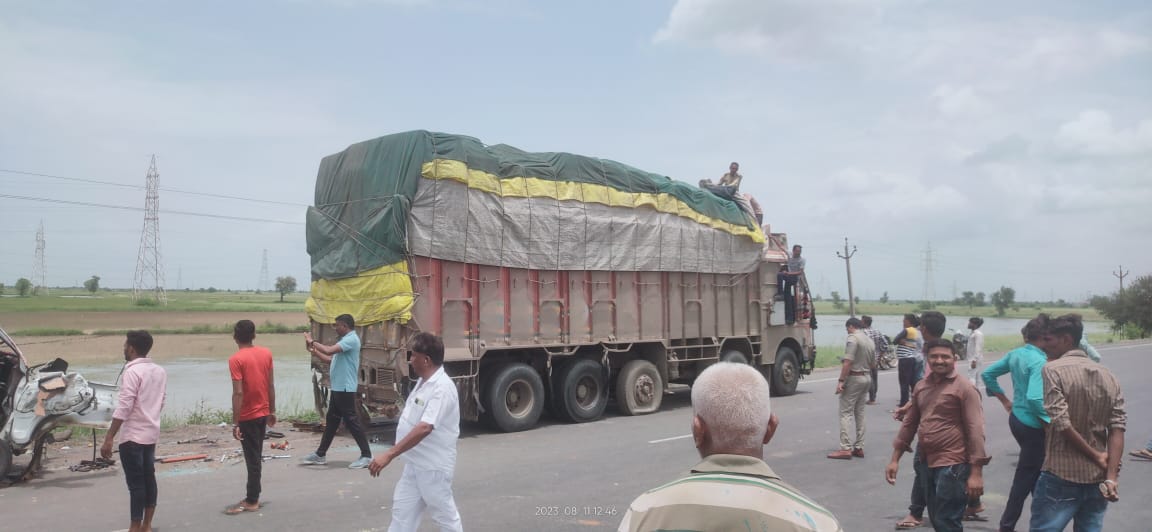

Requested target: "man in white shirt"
[
  {"left": 368, "top": 332, "right": 463, "bottom": 532},
  {"left": 967, "top": 317, "right": 985, "bottom": 392}
]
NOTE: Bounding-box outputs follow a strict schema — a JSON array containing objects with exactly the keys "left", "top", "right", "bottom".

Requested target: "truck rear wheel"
[
  {"left": 615, "top": 359, "right": 663, "bottom": 416},
  {"left": 483, "top": 363, "right": 544, "bottom": 432},
  {"left": 719, "top": 350, "right": 749, "bottom": 364},
  {"left": 550, "top": 359, "right": 608, "bottom": 423},
  {"left": 771, "top": 346, "right": 800, "bottom": 396}
]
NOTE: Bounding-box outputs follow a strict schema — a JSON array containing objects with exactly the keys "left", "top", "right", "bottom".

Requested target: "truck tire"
[
  {"left": 719, "top": 350, "right": 749, "bottom": 364},
  {"left": 615, "top": 359, "right": 663, "bottom": 416},
  {"left": 550, "top": 359, "right": 608, "bottom": 423},
  {"left": 770, "top": 346, "right": 800, "bottom": 396},
  {"left": 483, "top": 363, "right": 545, "bottom": 433},
  {"left": 0, "top": 440, "right": 11, "bottom": 481}
]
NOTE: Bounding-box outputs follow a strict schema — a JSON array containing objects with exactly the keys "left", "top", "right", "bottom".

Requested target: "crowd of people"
[
  {"left": 100, "top": 316, "right": 463, "bottom": 532},
  {"left": 98, "top": 308, "right": 1138, "bottom": 532},
  {"left": 805, "top": 311, "right": 1128, "bottom": 532}
]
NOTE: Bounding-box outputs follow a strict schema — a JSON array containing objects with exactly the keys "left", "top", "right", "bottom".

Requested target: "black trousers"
[
  {"left": 119, "top": 441, "right": 158, "bottom": 522},
  {"left": 869, "top": 366, "right": 879, "bottom": 401},
  {"left": 317, "top": 390, "right": 372, "bottom": 458},
  {"left": 898, "top": 358, "right": 919, "bottom": 407},
  {"left": 238, "top": 416, "right": 268, "bottom": 504},
  {"left": 1000, "top": 412, "right": 1046, "bottom": 531}
]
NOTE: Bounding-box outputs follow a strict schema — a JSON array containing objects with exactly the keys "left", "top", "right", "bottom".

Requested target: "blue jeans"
[
  {"left": 924, "top": 463, "right": 970, "bottom": 532},
  {"left": 1029, "top": 471, "right": 1108, "bottom": 532},
  {"left": 119, "top": 441, "right": 158, "bottom": 522}
]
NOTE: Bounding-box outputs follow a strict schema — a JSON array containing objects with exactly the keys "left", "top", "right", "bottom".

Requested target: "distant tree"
[
  {"left": 990, "top": 286, "right": 1016, "bottom": 317},
  {"left": 15, "top": 278, "right": 33, "bottom": 297},
  {"left": 975, "top": 292, "right": 986, "bottom": 306},
  {"left": 961, "top": 291, "right": 977, "bottom": 309},
  {"left": 83, "top": 275, "right": 101, "bottom": 294},
  {"left": 879, "top": 291, "right": 889, "bottom": 304},
  {"left": 1092, "top": 275, "right": 1152, "bottom": 338},
  {"left": 813, "top": 294, "right": 823, "bottom": 302},
  {"left": 275, "top": 276, "right": 297, "bottom": 302},
  {"left": 831, "top": 291, "right": 844, "bottom": 310},
  {"left": 0, "top": 282, "right": 4, "bottom": 294},
  {"left": 854, "top": 296, "right": 860, "bottom": 305}
]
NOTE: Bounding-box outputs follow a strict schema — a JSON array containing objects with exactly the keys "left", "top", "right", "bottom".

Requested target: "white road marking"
[{"left": 647, "top": 434, "right": 693, "bottom": 444}]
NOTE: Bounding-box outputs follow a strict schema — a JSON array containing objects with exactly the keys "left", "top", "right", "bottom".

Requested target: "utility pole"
[
  {"left": 837, "top": 237, "right": 858, "bottom": 317},
  {"left": 1113, "top": 265, "right": 1129, "bottom": 292}
]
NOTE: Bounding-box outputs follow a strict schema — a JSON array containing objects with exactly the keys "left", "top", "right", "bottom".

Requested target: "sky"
[{"left": 1, "top": 0, "right": 1148, "bottom": 302}]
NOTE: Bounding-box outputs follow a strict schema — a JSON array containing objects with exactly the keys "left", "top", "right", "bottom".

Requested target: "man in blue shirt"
[
  {"left": 982, "top": 314, "right": 1052, "bottom": 532},
  {"left": 302, "top": 313, "right": 373, "bottom": 469}
]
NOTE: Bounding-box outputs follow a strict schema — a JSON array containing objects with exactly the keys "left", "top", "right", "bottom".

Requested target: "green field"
[
  {"left": 812, "top": 301, "right": 1103, "bottom": 322},
  {"left": 0, "top": 287, "right": 306, "bottom": 313}
]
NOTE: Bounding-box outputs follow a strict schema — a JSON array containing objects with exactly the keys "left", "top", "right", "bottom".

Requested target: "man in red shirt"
[{"left": 224, "top": 320, "right": 276, "bottom": 515}]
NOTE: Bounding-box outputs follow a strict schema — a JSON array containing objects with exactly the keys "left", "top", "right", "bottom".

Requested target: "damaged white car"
[{"left": 1, "top": 326, "right": 119, "bottom": 481}]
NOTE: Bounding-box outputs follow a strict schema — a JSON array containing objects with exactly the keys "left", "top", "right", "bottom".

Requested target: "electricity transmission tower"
[
  {"left": 33, "top": 220, "right": 48, "bottom": 294},
  {"left": 922, "top": 243, "right": 936, "bottom": 303},
  {"left": 259, "top": 249, "right": 270, "bottom": 292},
  {"left": 133, "top": 155, "right": 167, "bottom": 304}
]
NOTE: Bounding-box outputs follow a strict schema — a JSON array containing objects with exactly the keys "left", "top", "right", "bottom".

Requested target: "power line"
[
  {"left": 836, "top": 237, "right": 858, "bottom": 317},
  {"left": 0, "top": 193, "right": 302, "bottom": 225},
  {"left": 0, "top": 168, "right": 308, "bottom": 207},
  {"left": 133, "top": 156, "right": 166, "bottom": 305}
]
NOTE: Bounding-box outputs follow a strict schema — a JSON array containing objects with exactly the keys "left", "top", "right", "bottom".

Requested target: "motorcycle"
[
  {"left": 951, "top": 329, "right": 969, "bottom": 360},
  {"left": 876, "top": 335, "right": 897, "bottom": 370},
  {"left": 1, "top": 326, "right": 118, "bottom": 481}
]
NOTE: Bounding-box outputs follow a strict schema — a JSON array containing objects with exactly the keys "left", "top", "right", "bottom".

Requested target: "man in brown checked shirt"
[{"left": 886, "top": 338, "right": 989, "bottom": 532}]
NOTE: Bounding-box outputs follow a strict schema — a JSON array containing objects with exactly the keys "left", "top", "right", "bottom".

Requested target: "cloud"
[
  {"left": 653, "top": 0, "right": 900, "bottom": 61},
  {"left": 654, "top": 0, "right": 1150, "bottom": 84},
  {"left": 931, "top": 84, "right": 987, "bottom": 117},
  {"left": 1054, "top": 110, "right": 1152, "bottom": 157},
  {"left": 964, "top": 135, "right": 1031, "bottom": 165}
]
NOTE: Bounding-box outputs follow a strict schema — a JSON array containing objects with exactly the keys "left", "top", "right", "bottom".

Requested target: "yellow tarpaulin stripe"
[
  {"left": 422, "top": 159, "right": 765, "bottom": 243},
  {"left": 305, "top": 261, "right": 414, "bottom": 326}
]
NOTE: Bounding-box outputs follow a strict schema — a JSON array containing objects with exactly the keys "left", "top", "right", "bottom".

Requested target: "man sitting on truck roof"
[{"left": 618, "top": 362, "right": 843, "bottom": 532}]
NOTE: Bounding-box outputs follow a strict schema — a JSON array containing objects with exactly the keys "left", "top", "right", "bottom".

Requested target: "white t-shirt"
[{"left": 396, "top": 366, "right": 460, "bottom": 473}]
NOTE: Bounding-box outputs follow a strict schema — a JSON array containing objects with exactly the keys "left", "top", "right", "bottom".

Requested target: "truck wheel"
[
  {"left": 483, "top": 363, "right": 544, "bottom": 432},
  {"left": 551, "top": 359, "right": 607, "bottom": 423},
  {"left": 719, "top": 350, "right": 749, "bottom": 364},
  {"left": 615, "top": 359, "right": 663, "bottom": 416},
  {"left": 771, "top": 346, "right": 800, "bottom": 396},
  {"left": 0, "top": 440, "right": 11, "bottom": 481}
]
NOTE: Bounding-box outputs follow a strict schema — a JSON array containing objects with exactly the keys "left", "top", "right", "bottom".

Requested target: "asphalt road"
[{"left": 2, "top": 342, "right": 1150, "bottom": 531}]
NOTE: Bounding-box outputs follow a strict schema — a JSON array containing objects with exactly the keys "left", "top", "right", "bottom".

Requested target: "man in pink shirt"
[{"left": 101, "top": 330, "right": 168, "bottom": 532}]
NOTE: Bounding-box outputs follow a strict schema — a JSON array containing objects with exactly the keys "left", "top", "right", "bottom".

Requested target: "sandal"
[
  {"left": 963, "top": 513, "right": 989, "bottom": 522},
  {"left": 224, "top": 501, "right": 261, "bottom": 515},
  {"left": 895, "top": 517, "right": 922, "bottom": 529},
  {"left": 1129, "top": 448, "right": 1152, "bottom": 460}
]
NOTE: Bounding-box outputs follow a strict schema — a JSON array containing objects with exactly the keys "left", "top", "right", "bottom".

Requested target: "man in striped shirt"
[
  {"left": 619, "top": 362, "right": 842, "bottom": 532},
  {"left": 1031, "top": 314, "right": 1126, "bottom": 532}
]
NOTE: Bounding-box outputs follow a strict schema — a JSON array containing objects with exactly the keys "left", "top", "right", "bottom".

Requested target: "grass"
[
  {"left": 813, "top": 301, "right": 1104, "bottom": 322},
  {"left": 158, "top": 397, "right": 321, "bottom": 429},
  {"left": 0, "top": 287, "right": 305, "bottom": 313},
  {"left": 11, "top": 322, "right": 308, "bottom": 337}
]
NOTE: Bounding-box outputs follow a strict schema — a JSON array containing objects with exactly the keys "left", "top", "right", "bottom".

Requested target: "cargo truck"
[{"left": 305, "top": 131, "right": 816, "bottom": 432}]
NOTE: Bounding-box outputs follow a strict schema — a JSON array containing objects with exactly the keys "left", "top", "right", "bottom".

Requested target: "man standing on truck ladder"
[
  {"left": 224, "top": 319, "right": 276, "bottom": 515},
  {"left": 369, "top": 332, "right": 463, "bottom": 532},
  {"left": 302, "top": 313, "right": 373, "bottom": 469},
  {"left": 101, "top": 330, "right": 167, "bottom": 532},
  {"left": 776, "top": 245, "right": 805, "bottom": 325}
]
